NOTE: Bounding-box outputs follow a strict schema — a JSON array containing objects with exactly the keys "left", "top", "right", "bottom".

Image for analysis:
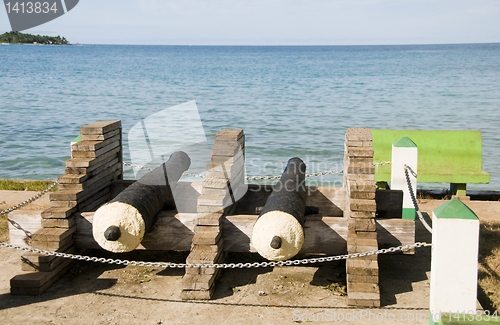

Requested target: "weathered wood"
[
  {"left": 32, "top": 227, "right": 75, "bottom": 242},
  {"left": 42, "top": 207, "right": 77, "bottom": 219},
  {"left": 32, "top": 235, "right": 74, "bottom": 251},
  {"left": 80, "top": 128, "right": 121, "bottom": 141},
  {"left": 75, "top": 212, "right": 414, "bottom": 253},
  {"left": 214, "top": 129, "right": 244, "bottom": 141},
  {"left": 350, "top": 199, "right": 377, "bottom": 212},
  {"left": 348, "top": 282, "right": 380, "bottom": 294},
  {"left": 71, "top": 140, "right": 120, "bottom": 159},
  {"left": 77, "top": 186, "right": 111, "bottom": 212},
  {"left": 57, "top": 167, "right": 121, "bottom": 192},
  {"left": 41, "top": 216, "right": 75, "bottom": 229},
  {"left": 346, "top": 128, "right": 372, "bottom": 141},
  {"left": 79, "top": 120, "right": 121, "bottom": 135},
  {"left": 10, "top": 257, "right": 75, "bottom": 295},
  {"left": 64, "top": 147, "right": 121, "bottom": 174},
  {"left": 22, "top": 246, "right": 76, "bottom": 272},
  {"left": 71, "top": 134, "right": 121, "bottom": 152}
]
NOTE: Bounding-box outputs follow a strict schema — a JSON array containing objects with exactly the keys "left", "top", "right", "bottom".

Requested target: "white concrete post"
[
  {"left": 429, "top": 199, "right": 480, "bottom": 324},
  {"left": 390, "top": 137, "right": 418, "bottom": 220}
]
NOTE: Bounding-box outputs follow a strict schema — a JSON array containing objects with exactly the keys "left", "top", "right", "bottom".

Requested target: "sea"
[{"left": 1, "top": 43, "right": 499, "bottom": 190}]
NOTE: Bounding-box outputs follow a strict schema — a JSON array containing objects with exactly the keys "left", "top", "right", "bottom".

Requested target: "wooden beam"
[{"left": 75, "top": 211, "right": 414, "bottom": 254}]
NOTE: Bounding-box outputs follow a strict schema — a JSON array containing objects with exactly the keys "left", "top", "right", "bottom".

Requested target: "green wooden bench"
[{"left": 370, "top": 130, "right": 490, "bottom": 196}]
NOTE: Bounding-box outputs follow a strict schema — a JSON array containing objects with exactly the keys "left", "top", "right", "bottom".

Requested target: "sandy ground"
[{"left": 1, "top": 190, "right": 499, "bottom": 324}]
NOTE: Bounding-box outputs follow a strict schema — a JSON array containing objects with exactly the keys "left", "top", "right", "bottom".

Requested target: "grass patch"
[
  {"left": 324, "top": 282, "right": 347, "bottom": 297},
  {"left": 478, "top": 221, "right": 500, "bottom": 312},
  {"left": 0, "top": 179, "right": 57, "bottom": 191}
]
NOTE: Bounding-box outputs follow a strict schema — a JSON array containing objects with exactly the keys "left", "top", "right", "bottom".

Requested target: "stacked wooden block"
[
  {"left": 181, "top": 129, "right": 245, "bottom": 300},
  {"left": 343, "top": 128, "right": 380, "bottom": 307},
  {"left": 11, "top": 121, "right": 123, "bottom": 295}
]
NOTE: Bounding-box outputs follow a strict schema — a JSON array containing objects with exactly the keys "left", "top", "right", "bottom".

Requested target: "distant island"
[{"left": 0, "top": 31, "right": 69, "bottom": 45}]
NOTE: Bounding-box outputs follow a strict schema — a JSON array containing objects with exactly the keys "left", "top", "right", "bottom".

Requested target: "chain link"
[
  {"left": 373, "top": 161, "right": 392, "bottom": 167},
  {"left": 0, "top": 241, "right": 429, "bottom": 268},
  {"left": 123, "top": 161, "right": 391, "bottom": 180},
  {"left": 0, "top": 180, "right": 58, "bottom": 216},
  {"left": 404, "top": 165, "right": 433, "bottom": 234}
]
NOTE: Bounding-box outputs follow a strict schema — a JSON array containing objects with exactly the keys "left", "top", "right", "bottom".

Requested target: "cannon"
[
  {"left": 92, "top": 151, "right": 191, "bottom": 252},
  {"left": 251, "top": 157, "right": 307, "bottom": 261}
]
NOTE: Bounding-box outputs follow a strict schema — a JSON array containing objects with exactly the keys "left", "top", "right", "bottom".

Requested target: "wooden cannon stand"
[{"left": 10, "top": 122, "right": 415, "bottom": 308}]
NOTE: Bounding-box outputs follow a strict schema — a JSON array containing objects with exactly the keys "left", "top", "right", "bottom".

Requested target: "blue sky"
[{"left": 1, "top": 0, "right": 499, "bottom": 45}]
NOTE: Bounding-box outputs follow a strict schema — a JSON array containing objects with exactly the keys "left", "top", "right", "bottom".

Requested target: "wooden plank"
[
  {"left": 80, "top": 128, "right": 120, "bottom": 141},
  {"left": 186, "top": 248, "right": 222, "bottom": 264},
  {"left": 197, "top": 205, "right": 225, "bottom": 213},
  {"left": 50, "top": 200, "right": 78, "bottom": 209},
  {"left": 349, "top": 211, "right": 375, "bottom": 219},
  {"left": 214, "top": 129, "right": 244, "bottom": 141},
  {"left": 80, "top": 120, "right": 121, "bottom": 135},
  {"left": 21, "top": 240, "right": 75, "bottom": 264},
  {"left": 195, "top": 212, "right": 223, "bottom": 226},
  {"left": 346, "top": 259, "right": 379, "bottom": 276},
  {"left": 32, "top": 236, "right": 74, "bottom": 251},
  {"left": 201, "top": 177, "right": 228, "bottom": 189},
  {"left": 71, "top": 134, "right": 120, "bottom": 152},
  {"left": 42, "top": 207, "right": 77, "bottom": 219},
  {"left": 348, "top": 282, "right": 380, "bottom": 294},
  {"left": 57, "top": 167, "right": 121, "bottom": 192},
  {"left": 348, "top": 180, "right": 377, "bottom": 193},
  {"left": 214, "top": 134, "right": 245, "bottom": 146},
  {"left": 31, "top": 226, "right": 75, "bottom": 242},
  {"left": 194, "top": 225, "right": 220, "bottom": 234},
  {"left": 71, "top": 140, "right": 120, "bottom": 158},
  {"left": 58, "top": 173, "right": 88, "bottom": 184},
  {"left": 354, "top": 230, "right": 377, "bottom": 239},
  {"left": 22, "top": 246, "right": 76, "bottom": 272},
  {"left": 74, "top": 212, "right": 415, "bottom": 254},
  {"left": 50, "top": 179, "right": 111, "bottom": 203},
  {"left": 345, "top": 139, "right": 373, "bottom": 147},
  {"left": 346, "top": 173, "right": 375, "bottom": 181},
  {"left": 346, "top": 128, "right": 372, "bottom": 141},
  {"left": 347, "top": 274, "right": 379, "bottom": 284},
  {"left": 350, "top": 199, "right": 377, "bottom": 213},
  {"left": 192, "top": 232, "right": 221, "bottom": 245},
  {"left": 210, "top": 146, "right": 244, "bottom": 157},
  {"left": 347, "top": 297, "right": 380, "bottom": 307},
  {"left": 10, "top": 257, "right": 75, "bottom": 295},
  {"left": 64, "top": 147, "right": 121, "bottom": 170},
  {"left": 41, "top": 216, "right": 75, "bottom": 228},
  {"left": 140, "top": 212, "right": 195, "bottom": 251},
  {"left": 185, "top": 265, "right": 221, "bottom": 275},
  {"left": 348, "top": 218, "right": 376, "bottom": 231},
  {"left": 209, "top": 150, "right": 244, "bottom": 166},
  {"left": 76, "top": 187, "right": 111, "bottom": 213}
]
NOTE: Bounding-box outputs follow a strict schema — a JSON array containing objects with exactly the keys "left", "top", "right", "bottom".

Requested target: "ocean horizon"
[{"left": 1, "top": 43, "right": 499, "bottom": 191}]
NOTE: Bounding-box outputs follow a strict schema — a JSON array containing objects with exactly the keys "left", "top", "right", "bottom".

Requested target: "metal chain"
[
  {"left": 404, "top": 165, "right": 433, "bottom": 234},
  {"left": 0, "top": 241, "right": 429, "bottom": 268},
  {"left": 123, "top": 161, "right": 392, "bottom": 180},
  {"left": 0, "top": 180, "right": 58, "bottom": 216},
  {"left": 1, "top": 180, "right": 58, "bottom": 242}
]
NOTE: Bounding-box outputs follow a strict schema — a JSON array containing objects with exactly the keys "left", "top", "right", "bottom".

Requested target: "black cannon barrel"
[
  {"left": 251, "top": 157, "right": 307, "bottom": 261},
  {"left": 92, "top": 151, "right": 191, "bottom": 253}
]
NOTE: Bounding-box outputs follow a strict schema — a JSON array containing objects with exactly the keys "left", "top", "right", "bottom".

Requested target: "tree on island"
[{"left": 0, "top": 31, "right": 69, "bottom": 45}]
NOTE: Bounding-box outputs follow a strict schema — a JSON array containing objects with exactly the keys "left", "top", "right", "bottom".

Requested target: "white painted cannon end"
[
  {"left": 92, "top": 201, "right": 146, "bottom": 253},
  {"left": 251, "top": 211, "right": 304, "bottom": 261}
]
